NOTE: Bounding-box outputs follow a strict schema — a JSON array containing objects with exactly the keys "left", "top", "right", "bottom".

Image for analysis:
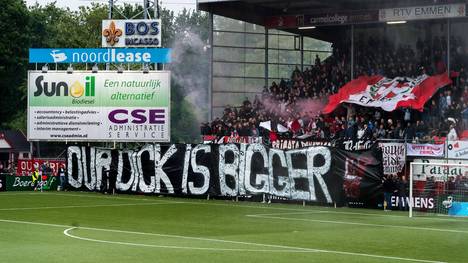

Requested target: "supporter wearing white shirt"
[
  {"left": 357, "top": 125, "right": 365, "bottom": 139},
  {"left": 447, "top": 124, "right": 458, "bottom": 141},
  {"left": 446, "top": 91, "right": 452, "bottom": 107}
]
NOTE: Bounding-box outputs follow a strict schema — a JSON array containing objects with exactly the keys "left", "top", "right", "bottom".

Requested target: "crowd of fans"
[{"left": 202, "top": 33, "right": 468, "bottom": 142}]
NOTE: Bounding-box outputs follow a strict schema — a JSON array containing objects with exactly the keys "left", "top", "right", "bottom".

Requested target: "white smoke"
[{"left": 168, "top": 29, "right": 210, "bottom": 123}]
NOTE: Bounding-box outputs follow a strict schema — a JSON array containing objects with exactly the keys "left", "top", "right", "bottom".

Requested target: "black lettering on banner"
[
  {"left": 67, "top": 146, "right": 82, "bottom": 189},
  {"left": 138, "top": 144, "right": 155, "bottom": 193},
  {"left": 268, "top": 149, "right": 290, "bottom": 198},
  {"left": 67, "top": 143, "right": 383, "bottom": 206},
  {"left": 95, "top": 148, "right": 111, "bottom": 191},
  {"left": 116, "top": 149, "right": 135, "bottom": 191}
]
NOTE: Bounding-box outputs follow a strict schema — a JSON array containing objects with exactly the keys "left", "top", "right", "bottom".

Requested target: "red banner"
[
  {"left": 16, "top": 159, "right": 65, "bottom": 176},
  {"left": 324, "top": 73, "right": 452, "bottom": 113},
  {"left": 265, "top": 15, "right": 301, "bottom": 29}
]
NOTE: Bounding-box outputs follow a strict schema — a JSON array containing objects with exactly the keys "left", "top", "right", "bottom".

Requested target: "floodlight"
[
  {"left": 387, "top": 21, "right": 407, "bottom": 25},
  {"left": 298, "top": 26, "right": 316, "bottom": 30}
]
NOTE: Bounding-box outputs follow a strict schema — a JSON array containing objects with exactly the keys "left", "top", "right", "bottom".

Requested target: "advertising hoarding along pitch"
[
  {"left": 16, "top": 159, "right": 65, "bottom": 176},
  {"left": 29, "top": 48, "right": 171, "bottom": 63},
  {"left": 5, "top": 174, "right": 58, "bottom": 191},
  {"left": 27, "top": 71, "right": 170, "bottom": 142},
  {"left": 448, "top": 202, "right": 468, "bottom": 216},
  {"left": 102, "top": 19, "right": 162, "bottom": 48}
]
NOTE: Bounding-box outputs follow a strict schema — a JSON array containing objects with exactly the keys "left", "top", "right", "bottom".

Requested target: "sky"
[{"left": 25, "top": 0, "right": 198, "bottom": 14}]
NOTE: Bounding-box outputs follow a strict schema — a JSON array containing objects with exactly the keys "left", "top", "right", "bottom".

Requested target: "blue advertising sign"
[
  {"left": 29, "top": 48, "right": 171, "bottom": 64},
  {"left": 448, "top": 202, "right": 468, "bottom": 217}
]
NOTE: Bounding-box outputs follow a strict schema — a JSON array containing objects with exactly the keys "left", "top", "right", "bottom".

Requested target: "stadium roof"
[
  {"left": 0, "top": 130, "right": 30, "bottom": 153},
  {"left": 198, "top": 0, "right": 465, "bottom": 19},
  {"left": 198, "top": 0, "right": 467, "bottom": 41}
]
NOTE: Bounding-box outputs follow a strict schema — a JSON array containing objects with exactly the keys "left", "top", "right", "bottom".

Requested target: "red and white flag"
[{"left": 323, "top": 73, "right": 452, "bottom": 113}]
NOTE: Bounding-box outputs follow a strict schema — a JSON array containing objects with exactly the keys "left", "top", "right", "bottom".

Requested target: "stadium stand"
[{"left": 202, "top": 34, "right": 468, "bottom": 142}]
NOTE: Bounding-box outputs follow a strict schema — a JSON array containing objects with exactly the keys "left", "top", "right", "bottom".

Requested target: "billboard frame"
[
  {"left": 101, "top": 19, "right": 162, "bottom": 48},
  {"left": 27, "top": 70, "right": 171, "bottom": 143}
]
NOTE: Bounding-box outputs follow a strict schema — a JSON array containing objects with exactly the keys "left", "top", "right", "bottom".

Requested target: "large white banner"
[
  {"left": 379, "top": 4, "right": 465, "bottom": 22},
  {"left": 379, "top": 142, "right": 406, "bottom": 175},
  {"left": 447, "top": 141, "right": 468, "bottom": 159},
  {"left": 102, "top": 19, "right": 162, "bottom": 48},
  {"left": 28, "top": 71, "right": 170, "bottom": 142},
  {"left": 406, "top": 143, "right": 444, "bottom": 157}
]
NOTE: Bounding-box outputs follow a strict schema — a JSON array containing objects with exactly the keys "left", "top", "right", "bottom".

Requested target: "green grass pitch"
[{"left": 0, "top": 192, "right": 467, "bottom": 263}]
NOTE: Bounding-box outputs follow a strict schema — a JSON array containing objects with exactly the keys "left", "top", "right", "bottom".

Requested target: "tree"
[
  {"left": 1, "top": 2, "right": 210, "bottom": 143},
  {"left": 0, "top": 0, "right": 30, "bottom": 130},
  {"left": 168, "top": 9, "right": 210, "bottom": 142}
]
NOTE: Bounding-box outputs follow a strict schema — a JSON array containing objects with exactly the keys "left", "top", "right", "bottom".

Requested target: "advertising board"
[
  {"left": 102, "top": 19, "right": 162, "bottom": 48},
  {"left": 379, "top": 4, "right": 466, "bottom": 22},
  {"left": 28, "top": 71, "right": 170, "bottom": 142},
  {"left": 16, "top": 159, "right": 65, "bottom": 176},
  {"left": 5, "top": 174, "right": 58, "bottom": 191},
  {"left": 447, "top": 141, "right": 468, "bottom": 159},
  {"left": 29, "top": 48, "right": 171, "bottom": 63}
]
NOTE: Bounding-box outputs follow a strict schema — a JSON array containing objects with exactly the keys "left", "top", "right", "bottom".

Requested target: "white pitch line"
[
  {"left": 246, "top": 211, "right": 329, "bottom": 217},
  {"left": 0, "top": 201, "right": 187, "bottom": 211},
  {"left": 63, "top": 228, "right": 448, "bottom": 263},
  {"left": 247, "top": 214, "right": 468, "bottom": 234},
  {"left": 246, "top": 210, "right": 468, "bottom": 223},
  {"left": 0, "top": 192, "right": 157, "bottom": 202},
  {"left": 38, "top": 192, "right": 157, "bottom": 202},
  {"left": 0, "top": 218, "right": 316, "bottom": 252},
  {"left": 0, "top": 192, "right": 314, "bottom": 211},
  {"left": 0, "top": 218, "right": 447, "bottom": 263},
  {"left": 297, "top": 248, "right": 446, "bottom": 263},
  {"left": 63, "top": 227, "right": 316, "bottom": 253},
  {"left": 46, "top": 193, "right": 159, "bottom": 201},
  {"left": 284, "top": 209, "right": 468, "bottom": 222}
]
